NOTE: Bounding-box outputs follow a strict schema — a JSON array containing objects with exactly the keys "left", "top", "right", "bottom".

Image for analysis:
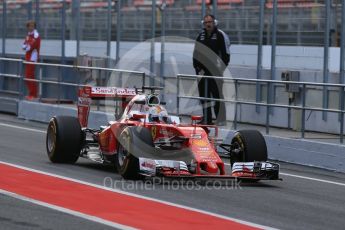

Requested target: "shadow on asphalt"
[{"left": 75, "top": 162, "right": 116, "bottom": 173}]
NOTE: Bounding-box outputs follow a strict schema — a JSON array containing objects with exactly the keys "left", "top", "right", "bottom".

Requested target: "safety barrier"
[
  {"left": 0, "top": 57, "right": 146, "bottom": 108},
  {"left": 177, "top": 74, "right": 345, "bottom": 143},
  {"left": 1, "top": 57, "right": 345, "bottom": 143},
  {"left": 0, "top": 58, "right": 146, "bottom": 114}
]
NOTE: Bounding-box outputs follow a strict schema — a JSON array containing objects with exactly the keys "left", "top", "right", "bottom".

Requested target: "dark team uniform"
[{"left": 193, "top": 28, "right": 230, "bottom": 124}]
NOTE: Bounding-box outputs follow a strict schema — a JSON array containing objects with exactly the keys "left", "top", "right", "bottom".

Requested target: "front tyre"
[
  {"left": 115, "top": 126, "right": 153, "bottom": 180},
  {"left": 46, "top": 116, "right": 82, "bottom": 163},
  {"left": 230, "top": 130, "right": 268, "bottom": 166}
]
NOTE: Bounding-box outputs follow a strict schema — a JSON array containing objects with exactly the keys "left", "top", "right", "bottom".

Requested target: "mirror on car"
[
  {"left": 132, "top": 114, "right": 146, "bottom": 120},
  {"left": 191, "top": 115, "right": 202, "bottom": 121}
]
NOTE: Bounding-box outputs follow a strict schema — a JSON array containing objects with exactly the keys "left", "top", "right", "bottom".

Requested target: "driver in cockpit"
[{"left": 148, "top": 105, "right": 168, "bottom": 123}]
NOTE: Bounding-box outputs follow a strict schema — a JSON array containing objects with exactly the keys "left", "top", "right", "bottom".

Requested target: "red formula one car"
[{"left": 46, "top": 86, "right": 280, "bottom": 181}]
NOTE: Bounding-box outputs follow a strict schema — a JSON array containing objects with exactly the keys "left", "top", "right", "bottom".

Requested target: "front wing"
[{"left": 138, "top": 158, "right": 281, "bottom": 181}]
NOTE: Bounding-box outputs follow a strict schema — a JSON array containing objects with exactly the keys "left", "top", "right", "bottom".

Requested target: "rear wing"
[{"left": 78, "top": 86, "right": 137, "bottom": 128}]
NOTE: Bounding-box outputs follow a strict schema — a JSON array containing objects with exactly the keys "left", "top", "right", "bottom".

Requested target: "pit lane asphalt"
[
  {"left": 0, "top": 194, "right": 119, "bottom": 230},
  {"left": 1, "top": 113, "right": 345, "bottom": 230}
]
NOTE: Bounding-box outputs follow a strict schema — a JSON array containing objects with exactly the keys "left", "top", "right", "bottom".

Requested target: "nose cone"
[{"left": 202, "top": 162, "right": 218, "bottom": 174}]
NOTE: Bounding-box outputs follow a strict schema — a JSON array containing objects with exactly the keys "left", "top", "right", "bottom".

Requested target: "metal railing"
[
  {"left": 1, "top": 1, "right": 342, "bottom": 46},
  {"left": 177, "top": 74, "right": 345, "bottom": 143},
  {"left": 0, "top": 57, "right": 23, "bottom": 97},
  {"left": 0, "top": 57, "right": 146, "bottom": 109},
  {"left": 1, "top": 57, "right": 345, "bottom": 143},
  {"left": 2, "top": 1, "right": 345, "bottom": 113}
]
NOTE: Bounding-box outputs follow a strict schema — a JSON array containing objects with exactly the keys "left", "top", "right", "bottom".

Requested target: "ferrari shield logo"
[{"left": 151, "top": 126, "right": 157, "bottom": 139}]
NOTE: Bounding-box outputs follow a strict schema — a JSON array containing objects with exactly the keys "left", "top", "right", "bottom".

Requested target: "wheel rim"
[
  {"left": 231, "top": 140, "right": 244, "bottom": 164},
  {"left": 47, "top": 123, "right": 56, "bottom": 153},
  {"left": 118, "top": 135, "right": 129, "bottom": 167}
]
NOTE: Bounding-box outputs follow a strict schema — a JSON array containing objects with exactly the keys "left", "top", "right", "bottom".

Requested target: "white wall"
[{"left": 3, "top": 39, "right": 343, "bottom": 73}]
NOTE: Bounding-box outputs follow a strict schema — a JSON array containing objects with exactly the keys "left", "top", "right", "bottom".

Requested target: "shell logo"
[
  {"left": 156, "top": 106, "right": 162, "bottom": 113},
  {"left": 192, "top": 139, "right": 209, "bottom": 147}
]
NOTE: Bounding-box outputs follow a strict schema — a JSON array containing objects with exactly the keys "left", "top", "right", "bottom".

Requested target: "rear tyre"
[
  {"left": 46, "top": 116, "right": 82, "bottom": 163},
  {"left": 115, "top": 126, "right": 153, "bottom": 180},
  {"left": 230, "top": 130, "right": 267, "bottom": 166}
]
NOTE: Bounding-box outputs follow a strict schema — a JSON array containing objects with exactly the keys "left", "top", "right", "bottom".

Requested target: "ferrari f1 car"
[{"left": 46, "top": 86, "right": 280, "bottom": 181}]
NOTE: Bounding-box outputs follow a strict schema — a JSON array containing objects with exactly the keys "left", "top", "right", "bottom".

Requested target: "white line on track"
[
  {"left": 279, "top": 172, "right": 345, "bottom": 187},
  {"left": 223, "top": 163, "right": 345, "bottom": 187},
  {"left": 0, "top": 161, "right": 276, "bottom": 230},
  {"left": 0, "top": 122, "right": 45, "bottom": 133},
  {"left": 0, "top": 189, "right": 136, "bottom": 230}
]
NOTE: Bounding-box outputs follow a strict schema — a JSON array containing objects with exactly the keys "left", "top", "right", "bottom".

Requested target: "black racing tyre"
[
  {"left": 46, "top": 116, "right": 83, "bottom": 163},
  {"left": 115, "top": 126, "right": 154, "bottom": 180},
  {"left": 230, "top": 130, "right": 267, "bottom": 166}
]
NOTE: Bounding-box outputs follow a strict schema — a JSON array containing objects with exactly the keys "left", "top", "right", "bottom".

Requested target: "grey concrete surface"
[
  {"left": 18, "top": 100, "right": 113, "bottom": 129},
  {"left": 0, "top": 114, "right": 345, "bottom": 230}
]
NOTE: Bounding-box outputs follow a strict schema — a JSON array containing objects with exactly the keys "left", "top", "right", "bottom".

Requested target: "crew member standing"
[
  {"left": 193, "top": 14, "right": 230, "bottom": 125},
  {"left": 22, "top": 20, "right": 41, "bottom": 100}
]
